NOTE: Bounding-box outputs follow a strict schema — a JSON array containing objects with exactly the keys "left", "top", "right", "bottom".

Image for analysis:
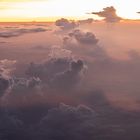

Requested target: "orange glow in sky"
[{"left": 0, "top": 0, "right": 140, "bottom": 22}]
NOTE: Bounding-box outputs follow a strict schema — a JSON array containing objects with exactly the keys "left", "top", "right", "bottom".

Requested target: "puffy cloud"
[
  {"left": 0, "top": 56, "right": 85, "bottom": 106},
  {"left": 63, "top": 29, "right": 108, "bottom": 60},
  {"left": 69, "top": 29, "right": 99, "bottom": 45},
  {"left": 35, "top": 103, "right": 97, "bottom": 140},
  {"left": 91, "top": 6, "right": 122, "bottom": 22},
  {"left": 55, "top": 18, "right": 78, "bottom": 30},
  {"left": 26, "top": 58, "right": 86, "bottom": 91},
  {"left": 0, "top": 27, "right": 47, "bottom": 38}
]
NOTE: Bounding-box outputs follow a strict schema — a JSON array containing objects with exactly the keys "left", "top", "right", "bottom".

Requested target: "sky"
[{"left": 0, "top": 0, "right": 140, "bottom": 21}]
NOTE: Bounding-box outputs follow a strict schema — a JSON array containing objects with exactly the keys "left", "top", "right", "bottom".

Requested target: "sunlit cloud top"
[{"left": 0, "top": 0, "right": 140, "bottom": 21}]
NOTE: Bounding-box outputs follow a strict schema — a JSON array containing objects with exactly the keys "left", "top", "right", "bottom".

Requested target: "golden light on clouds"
[{"left": 0, "top": 0, "right": 140, "bottom": 22}]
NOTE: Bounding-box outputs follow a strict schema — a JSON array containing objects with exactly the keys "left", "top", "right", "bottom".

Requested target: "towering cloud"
[{"left": 91, "top": 6, "right": 122, "bottom": 22}]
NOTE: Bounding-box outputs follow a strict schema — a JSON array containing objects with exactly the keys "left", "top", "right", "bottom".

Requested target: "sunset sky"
[{"left": 0, "top": 0, "right": 140, "bottom": 21}]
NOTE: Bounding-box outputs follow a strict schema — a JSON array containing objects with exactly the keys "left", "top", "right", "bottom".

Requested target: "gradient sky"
[{"left": 0, "top": 0, "right": 140, "bottom": 21}]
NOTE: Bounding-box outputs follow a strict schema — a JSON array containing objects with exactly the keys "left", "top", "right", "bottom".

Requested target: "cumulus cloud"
[
  {"left": 55, "top": 18, "right": 78, "bottom": 30},
  {"left": 63, "top": 29, "right": 108, "bottom": 60},
  {"left": 26, "top": 58, "right": 86, "bottom": 91},
  {"left": 91, "top": 6, "right": 122, "bottom": 22},
  {"left": 35, "top": 103, "right": 97, "bottom": 140},
  {"left": 69, "top": 29, "right": 99, "bottom": 45},
  {"left": 0, "top": 61, "right": 41, "bottom": 100},
  {"left": 0, "top": 55, "right": 85, "bottom": 106},
  {"left": 1, "top": 55, "right": 86, "bottom": 107},
  {"left": 0, "top": 27, "right": 47, "bottom": 38},
  {"left": 50, "top": 60, "right": 85, "bottom": 90}
]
